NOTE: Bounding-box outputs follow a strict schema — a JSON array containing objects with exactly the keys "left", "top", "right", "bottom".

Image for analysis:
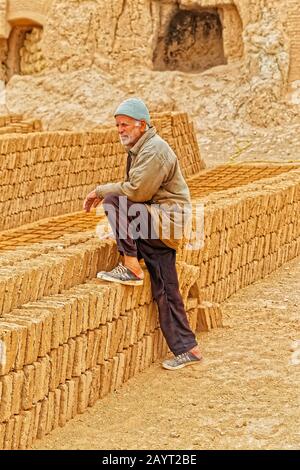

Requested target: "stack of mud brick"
[
  {"left": 1, "top": 108, "right": 300, "bottom": 448},
  {"left": 1, "top": 169, "right": 299, "bottom": 449},
  {"left": 152, "top": 112, "right": 204, "bottom": 178},
  {"left": 0, "top": 112, "right": 205, "bottom": 231},
  {"left": 0, "top": 114, "right": 42, "bottom": 135},
  {"left": 177, "top": 169, "right": 300, "bottom": 305},
  {"left": 0, "top": 234, "right": 200, "bottom": 449}
]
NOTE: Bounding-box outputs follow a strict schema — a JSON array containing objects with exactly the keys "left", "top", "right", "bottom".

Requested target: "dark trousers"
[{"left": 103, "top": 193, "right": 197, "bottom": 356}]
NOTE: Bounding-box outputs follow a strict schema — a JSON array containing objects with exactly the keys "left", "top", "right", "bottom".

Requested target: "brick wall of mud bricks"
[
  {"left": 178, "top": 169, "right": 300, "bottom": 305},
  {"left": 0, "top": 169, "right": 299, "bottom": 449},
  {"left": 0, "top": 112, "right": 205, "bottom": 231},
  {"left": 0, "top": 234, "right": 200, "bottom": 449}
]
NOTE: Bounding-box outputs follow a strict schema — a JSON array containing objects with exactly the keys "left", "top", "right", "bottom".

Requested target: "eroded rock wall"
[{"left": 1, "top": 0, "right": 299, "bottom": 132}]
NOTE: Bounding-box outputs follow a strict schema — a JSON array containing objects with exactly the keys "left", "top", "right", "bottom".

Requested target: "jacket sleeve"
[{"left": 95, "top": 150, "right": 168, "bottom": 202}]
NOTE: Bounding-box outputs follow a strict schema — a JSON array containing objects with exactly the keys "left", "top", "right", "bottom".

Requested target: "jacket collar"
[{"left": 129, "top": 126, "right": 157, "bottom": 156}]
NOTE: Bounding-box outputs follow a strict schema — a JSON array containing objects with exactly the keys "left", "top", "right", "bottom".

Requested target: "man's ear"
[{"left": 140, "top": 120, "right": 147, "bottom": 132}]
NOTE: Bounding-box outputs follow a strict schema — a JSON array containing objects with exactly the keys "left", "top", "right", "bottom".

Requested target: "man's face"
[{"left": 115, "top": 115, "right": 147, "bottom": 148}]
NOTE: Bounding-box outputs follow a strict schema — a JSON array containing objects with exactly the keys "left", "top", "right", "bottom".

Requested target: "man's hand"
[{"left": 83, "top": 190, "right": 102, "bottom": 212}]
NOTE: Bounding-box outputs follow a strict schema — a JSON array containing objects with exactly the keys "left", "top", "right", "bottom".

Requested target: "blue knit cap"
[{"left": 114, "top": 98, "right": 151, "bottom": 126}]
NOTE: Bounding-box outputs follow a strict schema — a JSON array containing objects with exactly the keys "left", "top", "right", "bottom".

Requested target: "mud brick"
[
  {"left": 286, "top": 222, "right": 294, "bottom": 242},
  {"left": 218, "top": 229, "right": 227, "bottom": 256},
  {"left": 111, "top": 284, "right": 124, "bottom": 318},
  {"left": 122, "top": 347, "right": 131, "bottom": 384},
  {"left": 232, "top": 245, "right": 242, "bottom": 272},
  {"left": 79, "top": 371, "right": 93, "bottom": 414},
  {"left": 65, "top": 379, "right": 76, "bottom": 421},
  {"left": 43, "top": 258, "right": 65, "bottom": 296},
  {"left": 13, "top": 269, "right": 31, "bottom": 308},
  {"left": 47, "top": 297, "right": 76, "bottom": 341},
  {"left": 115, "top": 352, "right": 125, "bottom": 389},
  {"left": 11, "top": 413, "right": 22, "bottom": 450},
  {"left": 45, "top": 391, "right": 55, "bottom": 435},
  {"left": 0, "top": 278, "right": 6, "bottom": 314},
  {"left": 130, "top": 283, "right": 143, "bottom": 310},
  {"left": 109, "top": 318, "right": 124, "bottom": 357},
  {"left": 85, "top": 330, "right": 95, "bottom": 370},
  {"left": 58, "top": 383, "right": 68, "bottom": 427},
  {"left": 187, "top": 309, "right": 198, "bottom": 332},
  {"left": 73, "top": 336, "right": 86, "bottom": 377},
  {"left": 88, "top": 365, "right": 101, "bottom": 406},
  {"left": 139, "top": 271, "right": 152, "bottom": 306},
  {"left": 144, "top": 335, "right": 153, "bottom": 370},
  {"left": 137, "top": 307, "right": 148, "bottom": 341},
  {"left": 13, "top": 308, "right": 52, "bottom": 358},
  {"left": 77, "top": 287, "right": 98, "bottom": 330},
  {"left": 208, "top": 231, "right": 221, "bottom": 258},
  {"left": 257, "top": 258, "right": 265, "bottom": 280},
  {"left": 41, "top": 356, "right": 51, "bottom": 402},
  {"left": 215, "top": 278, "right": 225, "bottom": 303},
  {"left": 120, "top": 287, "right": 130, "bottom": 312},
  {"left": 66, "top": 338, "right": 76, "bottom": 380},
  {"left": 197, "top": 305, "right": 212, "bottom": 332},
  {"left": 0, "top": 322, "right": 22, "bottom": 374},
  {"left": 206, "top": 257, "right": 216, "bottom": 286},
  {"left": 156, "top": 329, "right": 163, "bottom": 360},
  {"left": 129, "top": 310, "right": 138, "bottom": 345},
  {"left": 11, "top": 370, "right": 24, "bottom": 416},
  {"left": 239, "top": 265, "right": 246, "bottom": 289},
  {"left": 84, "top": 286, "right": 102, "bottom": 328},
  {"left": 135, "top": 340, "right": 144, "bottom": 375},
  {"left": 109, "top": 356, "right": 119, "bottom": 393},
  {"left": 49, "top": 388, "right": 61, "bottom": 433},
  {"left": 128, "top": 342, "right": 138, "bottom": 379},
  {"left": 28, "top": 401, "right": 40, "bottom": 445},
  {"left": 86, "top": 247, "right": 100, "bottom": 279},
  {"left": 100, "top": 360, "right": 113, "bottom": 398},
  {"left": 102, "top": 322, "right": 112, "bottom": 360},
  {"left": 198, "top": 261, "right": 208, "bottom": 288},
  {"left": 210, "top": 308, "right": 218, "bottom": 329},
  {"left": 33, "top": 358, "right": 46, "bottom": 403},
  {"left": 58, "top": 296, "right": 77, "bottom": 339},
  {"left": 150, "top": 303, "right": 159, "bottom": 332},
  {"left": 152, "top": 329, "right": 159, "bottom": 363},
  {"left": 117, "top": 317, "right": 127, "bottom": 353},
  {"left": 3, "top": 316, "right": 35, "bottom": 366},
  {"left": 67, "top": 293, "right": 89, "bottom": 336},
  {"left": 22, "top": 364, "right": 35, "bottom": 411},
  {"left": 3, "top": 416, "right": 14, "bottom": 450},
  {"left": 49, "top": 348, "right": 59, "bottom": 391},
  {"left": 126, "top": 287, "right": 137, "bottom": 312},
  {"left": 32, "top": 300, "right": 65, "bottom": 348},
  {"left": 98, "top": 284, "right": 111, "bottom": 325},
  {"left": 1, "top": 272, "right": 18, "bottom": 314},
  {"left": 106, "top": 286, "right": 117, "bottom": 322},
  {"left": 123, "top": 312, "right": 133, "bottom": 349},
  {"left": 37, "top": 397, "right": 48, "bottom": 440},
  {"left": 97, "top": 325, "right": 107, "bottom": 365},
  {"left": 18, "top": 410, "right": 31, "bottom": 450},
  {"left": 0, "top": 373, "right": 13, "bottom": 422},
  {"left": 58, "top": 253, "right": 77, "bottom": 291}
]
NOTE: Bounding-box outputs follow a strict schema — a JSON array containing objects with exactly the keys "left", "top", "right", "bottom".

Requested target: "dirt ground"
[
  {"left": 33, "top": 257, "right": 300, "bottom": 450},
  {"left": 197, "top": 122, "right": 300, "bottom": 167}
]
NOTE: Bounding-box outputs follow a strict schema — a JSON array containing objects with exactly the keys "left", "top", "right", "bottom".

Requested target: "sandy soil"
[
  {"left": 198, "top": 122, "right": 300, "bottom": 167},
  {"left": 33, "top": 257, "right": 300, "bottom": 450}
]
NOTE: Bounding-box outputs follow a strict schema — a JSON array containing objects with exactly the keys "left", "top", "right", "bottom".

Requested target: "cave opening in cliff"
[
  {"left": 153, "top": 8, "right": 226, "bottom": 73},
  {"left": 6, "top": 25, "right": 44, "bottom": 81}
]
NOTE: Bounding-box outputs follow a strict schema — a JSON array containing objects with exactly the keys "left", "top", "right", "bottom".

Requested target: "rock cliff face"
[{"left": 0, "top": 0, "right": 299, "bottom": 134}]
